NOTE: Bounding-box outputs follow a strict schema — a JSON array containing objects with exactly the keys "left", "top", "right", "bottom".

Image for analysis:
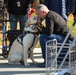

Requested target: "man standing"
[
  {"left": 44, "top": 0, "right": 71, "bottom": 21},
  {"left": 4, "top": 0, "right": 34, "bottom": 30}
]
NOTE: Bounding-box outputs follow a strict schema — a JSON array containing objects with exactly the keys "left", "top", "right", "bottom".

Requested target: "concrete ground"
[{"left": 0, "top": 48, "right": 46, "bottom": 75}]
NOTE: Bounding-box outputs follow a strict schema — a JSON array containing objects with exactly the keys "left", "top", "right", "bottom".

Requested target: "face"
[
  {"left": 26, "top": 16, "right": 37, "bottom": 27},
  {"left": 28, "top": 16, "right": 37, "bottom": 24},
  {"left": 35, "top": 10, "right": 45, "bottom": 19}
]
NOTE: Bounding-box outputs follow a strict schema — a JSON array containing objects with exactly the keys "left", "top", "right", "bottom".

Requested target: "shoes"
[{"left": 37, "top": 62, "right": 46, "bottom": 67}]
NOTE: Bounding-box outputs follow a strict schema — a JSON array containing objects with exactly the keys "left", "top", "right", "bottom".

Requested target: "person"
[
  {"left": 4, "top": 0, "right": 34, "bottom": 30},
  {"left": 40, "top": 0, "right": 44, "bottom": 4},
  {"left": 33, "top": 0, "right": 44, "bottom": 8},
  {"left": 44, "top": 0, "right": 71, "bottom": 21},
  {"left": 33, "top": 0, "right": 40, "bottom": 8},
  {"left": 65, "top": 0, "right": 72, "bottom": 16},
  {"left": 35, "top": 4, "right": 74, "bottom": 67},
  {"left": 71, "top": 0, "right": 76, "bottom": 21}
]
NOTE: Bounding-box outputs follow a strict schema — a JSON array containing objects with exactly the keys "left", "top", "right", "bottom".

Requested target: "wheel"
[
  {"left": 2, "top": 48, "right": 8, "bottom": 58},
  {"left": 2, "top": 53, "right": 8, "bottom": 58},
  {"left": 64, "top": 73, "right": 71, "bottom": 75}
]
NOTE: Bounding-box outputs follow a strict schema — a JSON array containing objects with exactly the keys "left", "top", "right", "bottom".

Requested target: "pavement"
[{"left": 0, "top": 48, "right": 46, "bottom": 75}]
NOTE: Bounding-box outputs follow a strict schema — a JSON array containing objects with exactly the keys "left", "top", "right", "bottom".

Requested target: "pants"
[
  {"left": 39, "top": 34, "right": 69, "bottom": 61},
  {"left": 9, "top": 13, "right": 28, "bottom": 30}
]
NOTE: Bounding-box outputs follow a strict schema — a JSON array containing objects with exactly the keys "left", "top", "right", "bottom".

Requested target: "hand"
[{"left": 36, "top": 25, "right": 42, "bottom": 31}]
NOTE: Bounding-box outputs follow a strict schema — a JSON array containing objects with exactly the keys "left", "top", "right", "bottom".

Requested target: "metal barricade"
[
  {"left": 46, "top": 39, "right": 57, "bottom": 75},
  {"left": 46, "top": 38, "right": 76, "bottom": 75}
]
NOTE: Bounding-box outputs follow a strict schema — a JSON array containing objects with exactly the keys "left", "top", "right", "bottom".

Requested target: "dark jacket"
[
  {"left": 65, "top": 0, "right": 72, "bottom": 16},
  {"left": 4, "top": 0, "right": 34, "bottom": 15},
  {"left": 44, "top": 0, "right": 71, "bottom": 19},
  {"left": 41, "top": 11, "right": 73, "bottom": 40},
  {"left": 72, "top": 0, "right": 76, "bottom": 17}
]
